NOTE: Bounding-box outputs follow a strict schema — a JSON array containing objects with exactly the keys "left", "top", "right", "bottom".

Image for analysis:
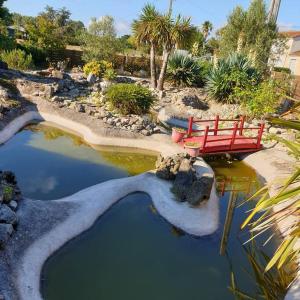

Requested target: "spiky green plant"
[
  {"left": 167, "top": 54, "right": 201, "bottom": 87},
  {"left": 241, "top": 117, "right": 300, "bottom": 273},
  {"left": 229, "top": 241, "right": 296, "bottom": 300},
  {"left": 206, "top": 53, "right": 261, "bottom": 103}
]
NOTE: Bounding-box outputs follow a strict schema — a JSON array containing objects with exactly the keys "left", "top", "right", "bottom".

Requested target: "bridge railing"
[{"left": 186, "top": 115, "right": 265, "bottom": 153}]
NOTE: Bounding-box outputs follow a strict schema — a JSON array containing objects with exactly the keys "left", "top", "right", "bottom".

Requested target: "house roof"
[{"left": 280, "top": 31, "right": 300, "bottom": 38}]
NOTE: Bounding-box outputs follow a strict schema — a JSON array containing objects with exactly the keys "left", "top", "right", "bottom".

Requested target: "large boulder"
[
  {"left": 0, "top": 223, "right": 13, "bottom": 248},
  {"left": 156, "top": 154, "right": 214, "bottom": 206},
  {"left": 0, "top": 204, "right": 18, "bottom": 225}
]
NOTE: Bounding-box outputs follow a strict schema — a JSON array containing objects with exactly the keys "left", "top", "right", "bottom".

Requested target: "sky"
[{"left": 5, "top": 0, "right": 300, "bottom": 36}]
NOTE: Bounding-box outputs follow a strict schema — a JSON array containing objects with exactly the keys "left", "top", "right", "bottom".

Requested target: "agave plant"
[
  {"left": 241, "top": 117, "right": 300, "bottom": 273},
  {"left": 206, "top": 53, "right": 261, "bottom": 103},
  {"left": 167, "top": 53, "right": 201, "bottom": 87}
]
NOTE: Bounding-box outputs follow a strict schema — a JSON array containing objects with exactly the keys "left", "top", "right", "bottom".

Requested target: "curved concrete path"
[{"left": 0, "top": 111, "right": 219, "bottom": 300}]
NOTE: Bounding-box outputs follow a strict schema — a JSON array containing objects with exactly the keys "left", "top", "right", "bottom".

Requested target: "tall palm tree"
[
  {"left": 201, "top": 20, "right": 213, "bottom": 41},
  {"left": 132, "top": 4, "right": 160, "bottom": 89},
  {"left": 156, "top": 15, "right": 195, "bottom": 91}
]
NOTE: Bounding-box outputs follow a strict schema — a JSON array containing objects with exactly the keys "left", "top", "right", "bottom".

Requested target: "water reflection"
[{"left": 0, "top": 123, "right": 157, "bottom": 200}]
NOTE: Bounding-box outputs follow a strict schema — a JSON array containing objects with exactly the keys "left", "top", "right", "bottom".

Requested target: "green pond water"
[
  {"left": 0, "top": 122, "right": 157, "bottom": 200},
  {"left": 0, "top": 123, "right": 280, "bottom": 299}
]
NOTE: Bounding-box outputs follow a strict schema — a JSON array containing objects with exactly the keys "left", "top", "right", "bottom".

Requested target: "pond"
[
  {"left": 0, "top": 122, "right": 157, "bottom": 200},
  {"left": 0, "top": 123, "right": 281, "bottom": 299}
]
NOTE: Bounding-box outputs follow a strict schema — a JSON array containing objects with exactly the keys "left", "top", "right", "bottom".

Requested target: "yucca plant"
[
  {"left": 241, "top": 117, "right": 300, "bottom": 274},
  {"left": 206, "top": 53, "right": 261, "bottom": 103},
  {"left": 167, "top": 54, "right": 201, "bottom": 87}
]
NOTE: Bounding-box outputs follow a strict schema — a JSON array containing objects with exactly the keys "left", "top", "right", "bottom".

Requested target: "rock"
[
  {"left": 8, "top": 200, "right": 18, "bottom": 211},
  {"left": 100, "top": 80, "right": 112, "bottom": 93},
  {"left": 0, "top": 86, "right": 9, "bottom": 100},
  {"left": 75, "top": 103, "right": 85, "bottom": 113},
  {"left": 0, "top": 204, "right": 18, "bottom": 225},
  {"left": 42, "top": 85, "right": 54, "bottom": 99},
  {"left": 51, "top": 95, "right": 61, "bottom": 102},
  {"left": 0, "top": 60, "right": 8, "bottom": 70},
  {"left": 141, "top": 129, "right": 150, "bottom": 136},
  {"left": 0, "top": 223, "right": 13, "bottom": 247},
  {"left": 186, "top": 174, "right": 214, "bottom": 206},
  {"left": 269, "top": 127, "right": 281, "bottom": 135},
  {"left": 87, "top": 73, "right": 96, "bottom": 84},
  {"left": 52, "top": 70, "right": 64, "bottom": 79}
]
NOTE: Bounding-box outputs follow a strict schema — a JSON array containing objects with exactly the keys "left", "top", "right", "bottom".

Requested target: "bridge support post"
[
  {"left": 187, "top": 117, "right": 193, "bottom": 137},
  {"left": 214, "top": 115, "right": 219, "bottom": 136}
]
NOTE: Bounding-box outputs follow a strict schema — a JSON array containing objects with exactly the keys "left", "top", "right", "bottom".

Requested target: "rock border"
[{"left": 0, "top": 111, "right": 219, "bottom": 300}]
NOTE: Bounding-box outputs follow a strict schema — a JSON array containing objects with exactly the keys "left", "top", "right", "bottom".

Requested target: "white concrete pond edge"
[{"left": 0, "top": 111, "right": 219, "bottom": 300}]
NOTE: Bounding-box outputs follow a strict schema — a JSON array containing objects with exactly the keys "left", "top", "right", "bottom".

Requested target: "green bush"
[
  {"left": 18, "top": 43, "right": 47, "bottom": 68},
  {"left": 206, "top": 53, "right": 261, "bottom": 103},
  {"left": 106, "top": 83, "right": 155, "bottom": 115},
  {"left": 83, "top": 60, "right": 113, "bottom": 77},
  {"left": 167, "top": 54, "right": 202, "bottom": 87},
  {"left": 103, "top": 68, "right": 117, "bottom": 81},
  {"left": 233, "top": 79, "right": 283, "bottom": 117},
  {"left": 273, "top": 67, "right": 291, "bottom": 74},
  {"left": 1, "top": 49, "right": 34, "bottom": 70}
]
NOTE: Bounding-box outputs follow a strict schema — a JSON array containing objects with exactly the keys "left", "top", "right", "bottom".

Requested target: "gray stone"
[
  {"left": 186, "top": 174, "right": 214, "bottom": 206},
  {"left": 0, "top": 204, "right": 18, "bottom": 225},
  {"left": 87, "top": 73, "right": 96, "bottom": 84},
  {"left": 75, "top": 103, "right": 85, "bottom": 113},
  {"left": 8, "top": 200, "right": 18, "bottom": 211},
  {"left": 0, "top": 223, "right": 13, "bottom": 247}
]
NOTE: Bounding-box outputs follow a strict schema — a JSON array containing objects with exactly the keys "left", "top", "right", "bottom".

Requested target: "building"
[
  {"left": 274, "top": 31, "right": 300, "bottom": 76},
  {"left": 7, "top": 25, "right": 28, "bottom": 40}
]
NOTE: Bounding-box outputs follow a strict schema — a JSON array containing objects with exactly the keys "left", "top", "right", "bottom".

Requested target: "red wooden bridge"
[{"left": 176, "top": 116, "right": 265, "bottom": 155}]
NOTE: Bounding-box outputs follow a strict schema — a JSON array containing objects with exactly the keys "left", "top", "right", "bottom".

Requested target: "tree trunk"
[
  {"left": 150, "top": 43, "right": 157, "bottom": 89},
  {"left": 157, "top": 49, "right": 170, "bottom": 91}
]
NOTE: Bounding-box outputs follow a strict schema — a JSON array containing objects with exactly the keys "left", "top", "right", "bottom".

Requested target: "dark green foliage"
[
  {"left": 106, "top": 84, "right": 155, "bottom": 115},
  {"left": 206, "top": 53, "right": 261, "bottom": 102},
  {"left": 167, "top": 54, "right": 201, "bottom": 87},
  {"left": 273, "top": 67, "right": 291, "bottom": 74},
  {"left": 17, "top": 43, "right": 47, "bottom": 67}
]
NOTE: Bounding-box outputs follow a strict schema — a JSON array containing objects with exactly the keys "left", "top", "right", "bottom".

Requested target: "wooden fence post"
[
  {"left": 239, "top": 116, "right": 245, "bottom": 136},
  {"left": 256, "top": 123, "right": 265, "bottom": 148},
  {"left": 230, "top": 122, "right": 238, "bottom": 150}
]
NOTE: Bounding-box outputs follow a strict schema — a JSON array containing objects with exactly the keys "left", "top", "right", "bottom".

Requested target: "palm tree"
[
  {"left": 132, "top": 4, "right": 160, "bottom": 89},
  {"left": 156, "top": 15, "right": 195, "bottom": 91},
  {"left": 201, "top": 20, "right": 213, "bottom": 41}
]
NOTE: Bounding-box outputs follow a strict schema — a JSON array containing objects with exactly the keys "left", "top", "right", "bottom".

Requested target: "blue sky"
[{"left": 5, "top": 0, "right": 300, "bottom": 36}]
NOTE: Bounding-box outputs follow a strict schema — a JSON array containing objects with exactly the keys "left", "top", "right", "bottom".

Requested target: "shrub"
[
  {"left": 233, "top": 79, "right": 283, "bottom": 117},
  {"left": 273, "top": 66, "right": 291, "bottom": 74},
  {"left": 206, "top": 53, "right": 261, "bottom": 103},
  {"left": 103, "top": 68, "right": 117, "bottom": 81},
  {"left": 167, "top": 54, "right": 202, "bottom": 87},
  {"left": 1, "top": 49, "right": 34, "bottom": 70},
  {"left": 106, "top": 83, "right": 155, "bottom": 115},
  {"left": 18, "top": 43, "right": 47, "bottom": 68},
  {"left": 83, "top": 60, "right": 113, "bottom": 77}
]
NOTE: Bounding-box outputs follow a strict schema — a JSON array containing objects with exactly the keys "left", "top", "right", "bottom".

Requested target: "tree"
[
  {"left": 156, "top": 15, "right": 195, "bottom": 91},
  {"left": 81, "top": 16, "right": 120, "bottom": 62},
  {"left": 218, "top": 0, "right": 284, "bottom": 72},
  {"left": 25, "top": 15, "right": 66, "bottom": 51},
  {"left": 201, "top": 21, "right": 213, "bottom": 41},
  {"left": 0, "top": 0, "right": 14, "bottom": 50},
  {"left": 132, "top": 4, "right": 160, "bottom": 88}
]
